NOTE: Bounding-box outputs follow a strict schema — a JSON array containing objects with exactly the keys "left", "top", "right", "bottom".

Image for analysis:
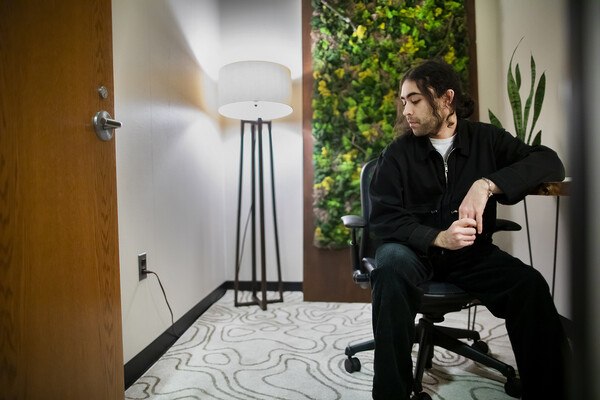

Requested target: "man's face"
[{"left": 400, "top": 80, "right": 444, "bottom": 137}]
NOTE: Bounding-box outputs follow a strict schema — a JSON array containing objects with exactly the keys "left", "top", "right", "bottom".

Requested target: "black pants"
[{"left": 370, "top": 242, "right": 569, "bottom": 400}]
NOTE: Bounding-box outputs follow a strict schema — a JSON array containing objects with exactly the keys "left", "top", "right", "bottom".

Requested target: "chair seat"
[
  {"left": 420, "top": 281, "right": 473, "bottom": 303},
  {"left": 419, "top": 281, "right": 474, "bottom": 314},
  {"left": 419, "top": 280, "right": 467, "bottom": 295}
]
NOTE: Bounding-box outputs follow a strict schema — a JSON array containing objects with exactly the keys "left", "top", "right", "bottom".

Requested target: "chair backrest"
[{"left": 358, "top": 159, "right": 381, "bottom": 261}]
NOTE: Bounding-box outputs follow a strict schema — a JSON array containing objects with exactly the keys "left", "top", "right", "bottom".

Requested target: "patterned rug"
[{"left": 125, "top": 291, "right": 517, "bottom": 400}]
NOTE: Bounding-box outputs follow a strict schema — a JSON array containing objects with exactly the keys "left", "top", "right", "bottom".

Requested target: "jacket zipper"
[
  {"left": 443, "top": 147, "right": 456, "bottom": 186},
  {"left": 444, "top": 161, "right": 449, "bottom": 186},
  {"left": 431, "top": 147, "right": 457, "bottom": 225},
  {"left": 441, "top": 148, "right": 458, "bottom": 222}
]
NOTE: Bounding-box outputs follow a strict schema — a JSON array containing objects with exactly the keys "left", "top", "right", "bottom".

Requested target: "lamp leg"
[
  {"left": 234, "top": 121, "right": 245, "bottom": 307},
  {"left": 267, "top": 121, "right": 284, "bottom": 302},
  {"left": 255, "top": 119, "right": 267, "bottom": 310},
  {"left": 251, "top": 122, "right": 257, "bottom": 300}
]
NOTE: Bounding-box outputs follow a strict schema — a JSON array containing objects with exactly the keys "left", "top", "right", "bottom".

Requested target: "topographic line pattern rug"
[{"left": 126, "top": 291, "right": 516, "bottom": 400}]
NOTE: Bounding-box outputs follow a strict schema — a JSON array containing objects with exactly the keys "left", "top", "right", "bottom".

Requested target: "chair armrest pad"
[
  {"left": 341, "top": 215, "right": 366, "bottom": 229},
  {"left": 495, "top": 218, "right": 521, "bottom": 232}
]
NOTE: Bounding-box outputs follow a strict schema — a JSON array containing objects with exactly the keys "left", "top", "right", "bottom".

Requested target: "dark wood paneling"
[{"left": 467, "top": 0, "right": 480, "bottom": 121}]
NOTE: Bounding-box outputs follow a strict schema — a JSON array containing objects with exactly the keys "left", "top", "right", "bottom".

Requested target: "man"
[{"left": 369, "top": 60, "right": 569, "bottom": 400}]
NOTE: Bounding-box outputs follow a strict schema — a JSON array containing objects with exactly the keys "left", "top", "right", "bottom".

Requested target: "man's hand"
[
  {"left": 433, "top": 218, "right": 477, "bottom": 250},
  {"left": 458, "top": 179, "right": 494, "bottom": 234}
]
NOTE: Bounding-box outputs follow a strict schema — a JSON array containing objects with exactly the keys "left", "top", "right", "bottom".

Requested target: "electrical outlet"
[{"left": 138, "top": 252, "right": 147, "bottom": 281}]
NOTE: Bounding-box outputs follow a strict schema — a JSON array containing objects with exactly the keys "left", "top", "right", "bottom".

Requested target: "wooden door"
[{"left": 0, "top": 1, "right": 124, "bottom": 399}]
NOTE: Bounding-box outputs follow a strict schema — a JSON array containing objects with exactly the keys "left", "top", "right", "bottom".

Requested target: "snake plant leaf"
[
  {"left": 488, "top": 109, "right": 504, "bottom": 129},
  {"left": 527, "top": 71, "right": 546, "bottom": 145},
  {"left": 507, "top": 52, "right": 524, "bottom": 141},
  {"left": 488, "top": 39, "right": 545, "bottom": 148},
  {"left": 532, "top": 130, "right": 542, "bottom": 146},
  {"left": 522, "top": 54, "right": 537, "bottom": 138}
]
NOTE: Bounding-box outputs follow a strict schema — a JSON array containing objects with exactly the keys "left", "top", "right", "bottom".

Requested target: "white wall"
[
  {"left": 114, "top": 0, "right": 226, "bottom": 363},
  {"left": 218, "top": 0, "right": 304, "bottom": 284},
  {"left": 113, "top": 0, "right": 303, "bottom": 363},
  {"left": 476, "top": 0, "right": 570, "bottom": 316}
]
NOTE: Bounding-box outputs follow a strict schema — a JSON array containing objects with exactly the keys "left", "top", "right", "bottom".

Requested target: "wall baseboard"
[
  {"left": 224, "top": 280, "right": 303, "bottom": 292},
  {"left": 123, "top": 281, "right": 302, "bottom": 389},
  {"left": 124, "top": 282, "right": 227, "bottom": 389}
]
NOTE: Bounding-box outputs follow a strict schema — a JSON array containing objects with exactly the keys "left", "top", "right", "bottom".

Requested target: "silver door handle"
[{"left": 93, "top": 110, "right": 122, "bottom": 141}]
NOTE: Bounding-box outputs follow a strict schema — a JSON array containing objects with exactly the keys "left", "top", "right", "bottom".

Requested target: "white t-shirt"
[{"left": 430, "top": 135, "right": 456, "bottom": 161}]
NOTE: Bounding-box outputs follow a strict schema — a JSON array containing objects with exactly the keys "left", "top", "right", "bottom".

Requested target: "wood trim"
[
  {"left": 529, "top": 181, "right": 571, "bottom": 196},
  {"left": 301, "top": 0, "right": 370, "bottom": 302},
  {"left": 466, "top": 0, "right": 479, "bottom": 121}
]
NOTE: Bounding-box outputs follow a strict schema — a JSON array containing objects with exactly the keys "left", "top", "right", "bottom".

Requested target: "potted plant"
[{"left": 487, "top": 38, "right": 546, "bottom": 266}]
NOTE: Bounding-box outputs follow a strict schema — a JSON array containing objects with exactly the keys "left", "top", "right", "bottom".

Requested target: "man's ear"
[{"left": 444, "top": 89, "right": 455, "bottom": 108}]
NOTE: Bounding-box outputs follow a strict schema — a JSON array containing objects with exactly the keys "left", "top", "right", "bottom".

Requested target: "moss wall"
[{"left": 311, "top": 0, "right": 471, "bottom": 248}]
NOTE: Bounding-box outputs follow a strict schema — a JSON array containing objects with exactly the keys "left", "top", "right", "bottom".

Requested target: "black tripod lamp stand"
[{"left": 218, "top": 61, "right": 292, "bottom": 310}]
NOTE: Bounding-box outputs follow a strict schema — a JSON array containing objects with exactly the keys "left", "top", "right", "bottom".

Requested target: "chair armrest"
[
  {"left": 341, "top": 215, "right": 366, "bottom": 229},
  {"left": 341, "top": 215, "right": 366, "bottom": 282},
  {"left": 495, "top": 218, "right": 521, "bottom": 232}
]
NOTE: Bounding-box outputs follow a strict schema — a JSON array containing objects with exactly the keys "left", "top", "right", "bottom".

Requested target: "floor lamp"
[{"left": 218, "top": 61, "right": 292, "bottom": 310}]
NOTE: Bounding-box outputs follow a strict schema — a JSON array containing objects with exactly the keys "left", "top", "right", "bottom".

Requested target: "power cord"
[
  {"left": 236, "top": 205, "right": 253, "bottom": 274},
  {"left": 145, "top": 270, "right": 178, "bottom": 338}
]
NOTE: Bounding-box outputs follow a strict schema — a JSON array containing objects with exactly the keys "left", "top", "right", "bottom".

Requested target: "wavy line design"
[{"left": 126, "top": 291, "right": 516, "bottom": 400}]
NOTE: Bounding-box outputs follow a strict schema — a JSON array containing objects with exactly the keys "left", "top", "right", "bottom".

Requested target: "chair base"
[
  {"left": 344, "top": 339, "right": 375, "bottom": 373},
  {"left": 344, "top": 317, "right": 522, "bottom": 399}
]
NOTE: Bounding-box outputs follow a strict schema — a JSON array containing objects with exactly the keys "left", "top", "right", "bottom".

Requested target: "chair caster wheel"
[
  {"left": 504, "top": 377, "right": 522, "bottom": 398},
  {"left": 411, "top": 392, "right": 432, "bottom": 400},
  {"left": 344, "top": 357, "right": 361, "bottom": 373},
  {"left": 471, "top": 340, "right": 489, "bottom": 354}
]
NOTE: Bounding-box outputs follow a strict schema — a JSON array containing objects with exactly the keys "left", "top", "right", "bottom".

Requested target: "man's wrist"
[
  {"left": 480, "top": 177, "right": 494, "bottom": 197},
  {"left": 433, "top": 230, "right": 446, "bottom": 248}
]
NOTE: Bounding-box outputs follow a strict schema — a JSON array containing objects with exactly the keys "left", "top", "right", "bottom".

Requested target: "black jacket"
[{"left": 369, "top": 119, "right": 565, "bottom": 256}]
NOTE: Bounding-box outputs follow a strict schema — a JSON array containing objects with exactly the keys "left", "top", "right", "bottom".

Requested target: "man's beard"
[{"left": 410, "top": 113, "right": 444, "bottom": 137}]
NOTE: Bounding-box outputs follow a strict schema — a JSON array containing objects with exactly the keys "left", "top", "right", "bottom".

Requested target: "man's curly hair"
[{"left": 395, "top": 59, "right": 474, "bottom": 135}]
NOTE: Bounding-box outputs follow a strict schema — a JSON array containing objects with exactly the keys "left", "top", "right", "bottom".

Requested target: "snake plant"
[{"left": 488, "top": 39, "right": 546, "bottom": 145}]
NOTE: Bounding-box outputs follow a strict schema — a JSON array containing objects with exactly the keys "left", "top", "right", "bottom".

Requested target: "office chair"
[{"left": 341, "top": 159, "right": 522, "bottom": 400}]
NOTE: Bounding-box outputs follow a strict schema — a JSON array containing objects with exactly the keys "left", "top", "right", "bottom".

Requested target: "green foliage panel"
[{"left": 311, "top": 0, "right": 471, "bottom": 248}]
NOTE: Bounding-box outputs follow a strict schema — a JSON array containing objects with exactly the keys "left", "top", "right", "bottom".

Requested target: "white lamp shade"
[{"left": 218, "top": 61, "right": 293, "bottom": 120}]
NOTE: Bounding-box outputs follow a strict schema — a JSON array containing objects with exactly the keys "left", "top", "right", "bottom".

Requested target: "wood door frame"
[{"left": 301, "top": 0, "right": 478, "bottom": 302}]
